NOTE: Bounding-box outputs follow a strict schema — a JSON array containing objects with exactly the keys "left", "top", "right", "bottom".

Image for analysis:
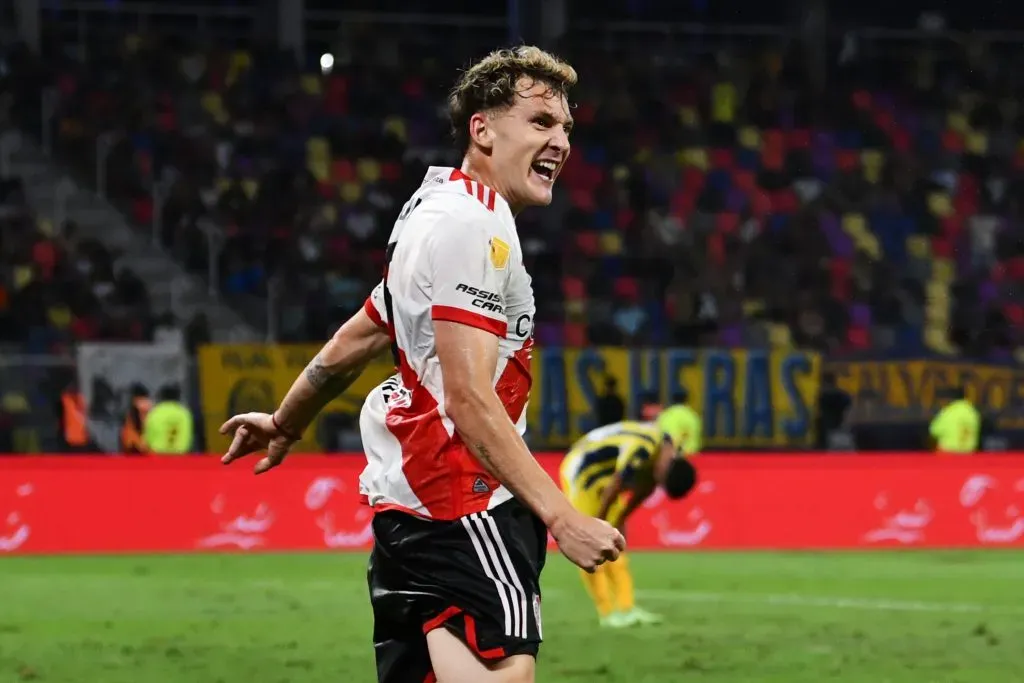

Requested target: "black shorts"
[{"left": 367, "top": 498, "right": 548, "bottom": 683}]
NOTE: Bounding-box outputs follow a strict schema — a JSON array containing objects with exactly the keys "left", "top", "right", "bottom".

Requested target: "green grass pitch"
[{"left": 2, "top": 551, "right": 1023, "bottom": 682}]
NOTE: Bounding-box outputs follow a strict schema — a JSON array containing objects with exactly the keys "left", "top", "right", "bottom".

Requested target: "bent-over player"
[{"left": 561, "top": 420, "right": 697, "bottom": 627}]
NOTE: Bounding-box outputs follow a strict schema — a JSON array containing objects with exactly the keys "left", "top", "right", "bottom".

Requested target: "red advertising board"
[{"left": 2, "top": 454, "right": 1024, "bottom": 554}]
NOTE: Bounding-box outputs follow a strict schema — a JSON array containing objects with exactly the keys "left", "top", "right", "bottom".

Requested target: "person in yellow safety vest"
[
  {"left": 929, "top": 386, "right": 980, "bottom": 454},
  {"left": 121, "top": 384, "right": 152, "bottom": 454},
  {"left": 656, "top": 389, "right": 703, "bottom": 457},
  {"left": 143, "top": 385, "right": 194, "bottom": 455}
]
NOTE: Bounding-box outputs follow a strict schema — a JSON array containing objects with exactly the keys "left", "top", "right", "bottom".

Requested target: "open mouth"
[{"left": 530, "top": 160, "right": 557, "bottom": 182}]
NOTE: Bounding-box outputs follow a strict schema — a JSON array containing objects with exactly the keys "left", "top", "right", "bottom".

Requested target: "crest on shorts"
[{"left": 489, "top": 237, "right": 510, "bottom": 270}]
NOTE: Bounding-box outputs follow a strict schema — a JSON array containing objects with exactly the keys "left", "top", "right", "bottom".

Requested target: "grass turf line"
[{"left": 1, "top": 551, "right": 1022, "bottom": 682}]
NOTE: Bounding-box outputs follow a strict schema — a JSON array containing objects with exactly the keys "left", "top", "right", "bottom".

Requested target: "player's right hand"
[
  {"left": 550, "top": 510, "right": 626, "bottom": 573},
  {"left": 219, "top": 412, "right": 297, "bottom": 475}
]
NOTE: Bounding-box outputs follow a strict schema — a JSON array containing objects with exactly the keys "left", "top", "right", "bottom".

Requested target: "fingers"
[
  {"left": 254, "top": 455, "right": 280, "bottom": 475},
  {"left": 220, "top": 413, "right": 256, "bottom": 464},
  {"left": 221, "top": 425, "right": 253, "bottom": 464},
  {"left": 220, "top": 414, "right": 290, "bottom": 474},
  {"left": 219, "top": 413, "right": 253, "bottom": 435},
  {"left": 575, "top": 542, "right": 623, "bottom": 573},
  {"left": 601, "top": 545, "right": 621, "bottom": 563},
  {"left": 595, "top": 527, "right": 625, "bottom": 566},
  {"left": 585, "top": 552, "right": 615, "bottom": 572},
  {"left": 254, "top": 442, "right": 289, "bottom": 475},
  {"left": 558, "top": 516, "right": 628, "bottom": 573},
  {"left": 254, "top": 453, "right": 285, "bottom": 474}
]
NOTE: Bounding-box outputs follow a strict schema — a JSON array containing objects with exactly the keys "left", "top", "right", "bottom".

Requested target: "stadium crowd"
[
  {"left": 0, "top": 173, "right": 153, "bottom": 351},
  {"left": 2, "top": 11, "right": 1024, "bottom": 359}
]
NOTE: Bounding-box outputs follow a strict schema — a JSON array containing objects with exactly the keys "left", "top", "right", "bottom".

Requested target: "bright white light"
[{"left": 319, "top": 53, "right": 335, "bottom": 73}]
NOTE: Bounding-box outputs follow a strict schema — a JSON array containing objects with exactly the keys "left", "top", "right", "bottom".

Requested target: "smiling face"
[
  {"left": 448, "top": 46, "right": 577, "bottom": 214},
  {"left": 468, "top": 78, "right": 572, "bottom": 211}
]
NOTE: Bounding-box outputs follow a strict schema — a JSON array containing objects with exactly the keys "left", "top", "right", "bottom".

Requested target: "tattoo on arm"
[
  {"left": 278, "top": 348, "right": 370, "bottom": 435},
  {"left": 473, "top": 443, "right": 496, "bottom": 472},
  {"left": 304, "top": 352, "right": 351, "bottom": 396},
  {"left": 304, "top": 352, "right": 332, "bottom": 389}
]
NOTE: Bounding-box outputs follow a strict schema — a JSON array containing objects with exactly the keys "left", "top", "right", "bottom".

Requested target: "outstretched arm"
[
  {"left": 220, "top": 304, "right": 390, "bottom": 473},
  {"left": 272, "top": 306, "right": 390, "bottom": 438}
]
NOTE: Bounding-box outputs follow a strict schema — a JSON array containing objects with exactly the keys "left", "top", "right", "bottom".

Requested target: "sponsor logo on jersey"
[
  {"left": 489, "top": 237, "right": 510, "bottom": 270},
  {"left": 456, "top": 283, "right": 505, "bottom": 314},
  {"left": 472, "top": 477, "right": 491, "bottom": 493}
]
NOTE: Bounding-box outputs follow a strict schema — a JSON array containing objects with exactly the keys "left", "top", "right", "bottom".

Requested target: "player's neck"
[{"left": 458, "top": 158, "right": 522, "bottom": 216}]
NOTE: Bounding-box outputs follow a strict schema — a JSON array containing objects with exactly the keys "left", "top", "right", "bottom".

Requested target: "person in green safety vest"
[
  {"left": 656, "top": 390, "right": 703, "bottom": 457},
  {"left": 143, "top": 385, "right": 194, "bottom": 455},
  {"left": 928, "top": 386, "right": 980, "bottom": 454}
]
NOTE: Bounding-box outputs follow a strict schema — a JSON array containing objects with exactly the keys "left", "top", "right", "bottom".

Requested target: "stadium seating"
[
  {"left": 0, "top": 175, "right": 155, "bottom": 350},
  {"left": 8, "top": 28, "right": 1017, "bottom": 358}
]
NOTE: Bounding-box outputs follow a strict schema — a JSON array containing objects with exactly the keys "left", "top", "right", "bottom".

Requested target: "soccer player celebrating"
[
  {"left": 219, "top": 46, "right": 625, "bottom": 683},
  {"left": 560, "top": 420, "right": 697, "bottom": 627}
]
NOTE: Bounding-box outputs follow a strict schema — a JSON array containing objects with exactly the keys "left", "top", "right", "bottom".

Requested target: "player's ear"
[
  {"left": 468, "top": 111, "right": 493, "bottom": 152},
  {"left": 660, "top": 440, "right": 677, "bottom": 461}
]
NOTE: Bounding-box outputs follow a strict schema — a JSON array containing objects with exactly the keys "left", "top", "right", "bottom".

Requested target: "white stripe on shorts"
[
  {"left": 461, "top": 513, "right": 517, "bottom": 637},
  {"left": 478, "top": 511, "right": 529, "bottom": 639}
]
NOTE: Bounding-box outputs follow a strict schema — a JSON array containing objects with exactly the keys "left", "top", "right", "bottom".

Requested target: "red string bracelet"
[{"left": 271, "top": 412, "right": 302, "bottom": 441}]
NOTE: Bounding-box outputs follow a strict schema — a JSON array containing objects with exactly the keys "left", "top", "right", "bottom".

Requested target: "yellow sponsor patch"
[{"left": 489, "top": 237, "right": 510, "bottom": 270}]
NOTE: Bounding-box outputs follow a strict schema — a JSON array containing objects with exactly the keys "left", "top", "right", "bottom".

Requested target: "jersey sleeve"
[
  {"left": 427, "top": 213, "right": 508, "bottom": 337},
  {"left": 362, "top": 280, "right": 388, "bottom": 329}
]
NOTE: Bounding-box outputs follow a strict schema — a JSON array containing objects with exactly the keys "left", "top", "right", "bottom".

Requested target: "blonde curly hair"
[{"left": 448, "top": 45, "right": 577, "bottom": 152}]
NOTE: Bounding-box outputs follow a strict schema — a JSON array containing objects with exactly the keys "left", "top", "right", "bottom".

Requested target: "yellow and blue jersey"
[{"left": 559, "top": 421, "right": 665, "bottom": 521}]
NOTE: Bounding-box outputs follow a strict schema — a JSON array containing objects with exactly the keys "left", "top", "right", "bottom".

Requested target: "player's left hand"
[{"left": 219, "top": 412, "right": 297, "bottom": 474}]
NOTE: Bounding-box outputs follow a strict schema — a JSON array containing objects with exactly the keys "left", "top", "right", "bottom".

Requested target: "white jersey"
[{"left": 357, "top": 167, "right": 536, "bottom": 520}]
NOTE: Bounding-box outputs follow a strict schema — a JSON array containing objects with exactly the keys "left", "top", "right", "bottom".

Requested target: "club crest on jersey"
[{"left": 489, "top": 237, "right": 510, "bottom": 270}]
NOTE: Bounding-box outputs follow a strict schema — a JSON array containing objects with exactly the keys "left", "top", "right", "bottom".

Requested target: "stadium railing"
[
  {"left": 0, "top": 352, "right": 77, "bottom": 454},
  {"left": 0, "top": 350, "right": 205, "bottom": 454}
]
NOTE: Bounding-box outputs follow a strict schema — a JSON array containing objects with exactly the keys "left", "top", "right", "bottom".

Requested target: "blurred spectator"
[
  {"left": 0, "top": 171, "right": 158, "bottom": 352},
  {"left": 928, "top": 386, "right": 981, "bottom": 454},
  {"left": 815, "top": 372, "right": 852, "bottom": 450},
  {"left": 121, "top": 384, "right": 152, "bottom": 454},
  {"left": 595, "top": 376, "right": 626, "bottom": 427},
  {"left": 639, "top": 392, "right": 662, "bottom": 421},
  {"left": 55, "top": 373, "right": 94, "bottom": 453},
  {"left": 144, "top": 385, "right": 194, "bottom": 455}
]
